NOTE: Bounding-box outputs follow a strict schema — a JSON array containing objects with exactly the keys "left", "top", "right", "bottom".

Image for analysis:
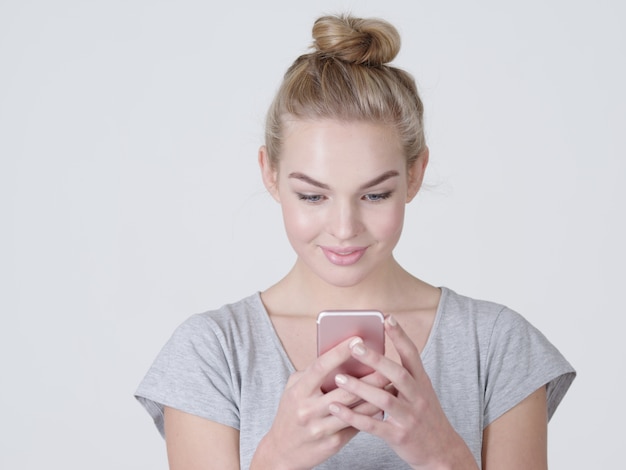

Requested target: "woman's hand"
[
  {"left": 328, "top": 316, "right": 479, "bottom": 470},
  {"left": 251, "top": 336, "right": 390, "bottom": 470}
]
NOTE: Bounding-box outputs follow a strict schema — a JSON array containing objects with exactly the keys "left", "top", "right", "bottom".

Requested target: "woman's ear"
[
  {"left": 258, "top": 146, "right": 281, "bottom": 202},
  {"left": 406, "top": 147, "right": 429, "bottom": 203}
]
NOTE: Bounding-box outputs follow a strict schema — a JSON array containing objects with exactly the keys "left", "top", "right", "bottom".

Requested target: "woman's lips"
[{"left": 320, "top": 246, "right": 368, "bottom": 266}]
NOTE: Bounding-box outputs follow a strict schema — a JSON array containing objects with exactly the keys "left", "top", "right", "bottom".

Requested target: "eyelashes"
[
  {"left": 363, "top": 192, "right": 392, "bottom": 202},
  {"left": 297, "top": 194, "right": 324, "bottom": 203},
  {"left": 296, "top": 192, "right": 393, "bottom": 203}
]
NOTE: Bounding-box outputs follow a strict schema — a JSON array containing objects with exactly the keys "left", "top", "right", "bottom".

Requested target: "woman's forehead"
[
  {"left": 277, "top": 122, "right": 405, "bottom": 186},
  {"left": 281, "top": 119, "right": 403, "bottom": 159}
]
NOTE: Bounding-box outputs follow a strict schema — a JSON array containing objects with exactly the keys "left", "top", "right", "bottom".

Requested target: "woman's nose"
[{"left": 328, "top": 200, "right": 363, "bottom": 240}]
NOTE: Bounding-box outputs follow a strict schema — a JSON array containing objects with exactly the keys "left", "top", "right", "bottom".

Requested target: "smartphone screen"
[{"left": 317, "top": 310, "right": 385, "bottom": 392}]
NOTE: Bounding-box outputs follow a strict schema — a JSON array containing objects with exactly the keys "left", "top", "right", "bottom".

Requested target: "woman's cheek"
[
  {"left": 371, "top": 203, "right": 406, "bottom": 240},
  {"left": 281, "top": 202, "right": 320, "bottom": 242}
]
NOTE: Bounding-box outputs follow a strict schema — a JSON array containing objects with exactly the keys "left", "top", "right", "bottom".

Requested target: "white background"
[{"left": 1, "top": 0, "right": 624, "bottom": 468}]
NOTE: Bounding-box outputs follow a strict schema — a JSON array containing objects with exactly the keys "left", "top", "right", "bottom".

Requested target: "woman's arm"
[
  {"left": 330, "top": 316, "right": 550, "bottom": 469},
  {"left": 481, "top": 386, "right": 548, "bottom": 470},
  {"left": 330, "top": 317, "right": 548, "bottom": 470},
  {"left": 329, "top": 316, "right": 478, "bottom": 469},
  {"left": 164, "top": 406, "right": 240, "bottom": 470},
  {"left": 164, "top": 336, "right": 387, "bottom": 470}
]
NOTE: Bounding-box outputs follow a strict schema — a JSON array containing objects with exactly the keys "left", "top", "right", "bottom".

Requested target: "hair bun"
[{"left": 312, "top": 14, "right": 401, "bottom": 66}]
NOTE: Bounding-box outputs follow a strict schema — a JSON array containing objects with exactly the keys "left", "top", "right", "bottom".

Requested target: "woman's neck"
[{"left": 262, "top": 257, "right": 435, "bottom": 317}]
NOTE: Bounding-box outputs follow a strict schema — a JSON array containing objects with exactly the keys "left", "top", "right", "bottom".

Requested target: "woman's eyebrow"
[
  {"left": 288, "top": 170, "right": 400, "bottom": 190},
  {"left": 288, "top": 172, "right": 330, "bottom": 189},
  {"left": 359, "top": 170, "right": 399, "bottom": 190}
]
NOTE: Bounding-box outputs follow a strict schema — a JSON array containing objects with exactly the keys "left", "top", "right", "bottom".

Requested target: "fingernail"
[
  {"left": 335, "top": 374, "right": 348, "bottom": 385},
  {"left": 349, "top": 337, "right": 363, "bottom": 349},
  {"left": 387, "top": 315, "right": 397, "bottom": 327},
  {"left": 351, "top": 342, "right": 366, "bottom": 356},
  {"left": 329, "top": 403, "right": 340, "bottom": 414}
]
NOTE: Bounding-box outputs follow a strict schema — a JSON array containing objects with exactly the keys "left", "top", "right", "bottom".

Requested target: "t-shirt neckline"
[{"left": 250, "top": 286, "right": 450, "bottom": 373}]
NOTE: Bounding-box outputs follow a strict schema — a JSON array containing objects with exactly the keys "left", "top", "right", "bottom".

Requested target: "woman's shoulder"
[
  {"left": 196, "top": 292, "right": 265, "bottom": 320},
  {"left": 172, "top": 292, "right": 269, "bottom": 341},
  {"left": 435, "top": 287, "right": 573, "bottom": 371},
  {"left": 438, "top": 286, "right": 513, "bottom": 324},
  {"left": 431, "top": 288, "right": 575, "bottom": 426},
  {"left": 434, "top": 287, "right": 543, "bottom": 347}
]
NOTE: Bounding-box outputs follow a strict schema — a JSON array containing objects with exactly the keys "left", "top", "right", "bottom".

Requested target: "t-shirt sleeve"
[
  {"left": 483, "top": 307, "right": 575, "bottom": 428},
  {"left": 135, "top": 313, "right": 240, "bottom": 438}
]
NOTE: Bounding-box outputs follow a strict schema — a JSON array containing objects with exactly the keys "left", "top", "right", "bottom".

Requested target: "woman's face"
[{"left": 260, "top": 119, "right": 427, "bottom": 288}]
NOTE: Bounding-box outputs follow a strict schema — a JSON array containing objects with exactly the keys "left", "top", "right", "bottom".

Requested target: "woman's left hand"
[{"left": 328, "top": 315, "right": 479, "bottom": 470}]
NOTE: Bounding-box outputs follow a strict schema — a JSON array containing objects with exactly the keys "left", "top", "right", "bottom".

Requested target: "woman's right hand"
[{"left": 250, "top": 336, "right": 389, "bottom": 470}]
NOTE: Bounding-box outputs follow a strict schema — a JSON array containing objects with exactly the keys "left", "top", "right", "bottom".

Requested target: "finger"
[
  {"left": 334, "top": 371, "right": 403, "bottom": 418},
  {"left": 384, "top": 315, "right": 428, "bottom": 381},
  {"left": 325, "top": 383, "right": 387, "bottom": 431},
  {"left": 350, "top": 398, "right": 384, "bottom": 418},
  {"left": 310, "top": 396, "right": 383, "bottom": 435},
  {"left": 285, "top": 370, "right": 305, "bottom": 387},
  {"left": 297, "top": 336, "right": 362, "bottom": 392},
  {"left": 328, "top": 401, "right": 387, "bottom": 437},
  {"left": 348, "top": 337, "right": 416, "bottom": 393},
  {"left": 321, "top": 369, "right": 389, "bottom": 408},
  {"left": 361, "top": 370, "right": 392, "bottom": 389}
]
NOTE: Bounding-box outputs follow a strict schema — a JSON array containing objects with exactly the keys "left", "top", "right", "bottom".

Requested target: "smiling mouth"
[
  {"left": 335, "top": 249, "right": 359, "bottom": 255},
  {"left": 320, "top": 246, "right": 368, "bottom": 266}
]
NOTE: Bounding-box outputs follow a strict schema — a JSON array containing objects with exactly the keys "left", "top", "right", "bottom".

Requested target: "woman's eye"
[
  {"left": 297, "top": 193, "right": 324, "bottom": 203},
  {"left": 363, "top": 192, "right": 392, "bottom": 202}
]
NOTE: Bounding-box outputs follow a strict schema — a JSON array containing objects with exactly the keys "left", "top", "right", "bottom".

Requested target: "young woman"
[{"left": 136, "top": 14, "right": 575, "bottom": 469}]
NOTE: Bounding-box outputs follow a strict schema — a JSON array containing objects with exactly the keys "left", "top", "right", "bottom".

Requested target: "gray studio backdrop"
[{"left": 1, "top": 0, "right": 624, "bottom": 468}]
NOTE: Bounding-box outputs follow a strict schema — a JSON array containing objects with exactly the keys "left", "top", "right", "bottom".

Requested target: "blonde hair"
[{"left": 265, "top": 14, "right": 425, "bottom": 168}]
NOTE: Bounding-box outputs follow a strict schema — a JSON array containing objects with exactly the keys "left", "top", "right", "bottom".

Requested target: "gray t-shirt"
[{"left": 136, "top": 287, "right": 575, "bottom": 469}]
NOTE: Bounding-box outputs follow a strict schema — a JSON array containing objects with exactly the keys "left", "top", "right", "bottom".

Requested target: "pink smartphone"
[{"left": 317, "top": 310, "right": 385, "bottom": 392}]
